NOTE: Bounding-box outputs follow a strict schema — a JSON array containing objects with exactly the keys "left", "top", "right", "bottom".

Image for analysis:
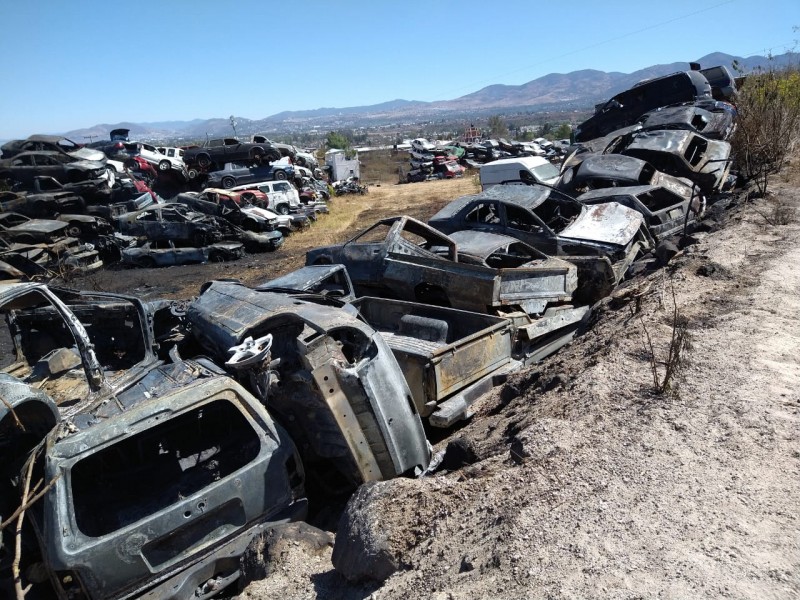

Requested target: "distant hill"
[{"left": 61, "top": 51, "right": 797, "bottom": 141}]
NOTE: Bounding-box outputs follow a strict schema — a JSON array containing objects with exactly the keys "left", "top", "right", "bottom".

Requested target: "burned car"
[
  {"left": 556, "top": 154, "right": 704, "bottom": 238},
  {"left": 577, "top": 184, "right": 702, "bottom": 240},
  {"left": 0, "top": 151, "right": 110, "bottom": 186},
  {"left": 616, "top": 129, "right": 733, "bottom": 195},
  {"left": 637, "top": 103, "right": 736, "bottom": 141},
  {"left": 306, "top": 215, "right": 578, "bottom": 316},
  {"left": 184, "top": 280, "right": 431, "bottom": 489},
  {"left": 122, "top": 239, "right": 245, "bottom": 267},
  {"left": 0, "top": 186, "right": 85, "bottom": 218},
  {"left": 0, "top": 211, "right": 70, "bottom": 244},
  {"left": 574, "top": 69, "right": 712, "bottom": 142},
  {"left": 115, "top": 204, "right": 224, "bottom": 246},
  {"left": 1, "top": 135, "right": 107, "bottom": 162},
  {"left": 428, "top": 185, "right": 653, "bottom": 302},
  {"left": 0, "top": 283, "right": 307, "bottom": 600}
]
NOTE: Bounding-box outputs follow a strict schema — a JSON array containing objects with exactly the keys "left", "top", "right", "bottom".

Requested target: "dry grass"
[{"left": 282, "top": 176, "right": 480, "bottom": 251}]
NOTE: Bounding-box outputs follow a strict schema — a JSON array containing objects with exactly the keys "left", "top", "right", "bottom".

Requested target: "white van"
[{"left": 479, "top": 156, "right": 560, "bottom": 190}]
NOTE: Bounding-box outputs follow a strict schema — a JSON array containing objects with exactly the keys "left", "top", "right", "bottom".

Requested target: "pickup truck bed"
[{"left": 353, "top": 297, "right": 516, "bottom": 427}]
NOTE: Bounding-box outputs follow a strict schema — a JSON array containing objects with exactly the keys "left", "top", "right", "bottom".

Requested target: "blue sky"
[{"left": 0, "top": 0, "right": 797, "bottom": 138}]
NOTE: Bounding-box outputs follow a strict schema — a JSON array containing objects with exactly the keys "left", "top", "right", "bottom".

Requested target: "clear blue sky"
[{"left": 0, "top": 0, "right": 797, "bottom": 139}]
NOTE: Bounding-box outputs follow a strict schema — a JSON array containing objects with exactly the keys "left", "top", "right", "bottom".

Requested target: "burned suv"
[{"left": 0, "top": 284, "right": 306, "bottom": 600}]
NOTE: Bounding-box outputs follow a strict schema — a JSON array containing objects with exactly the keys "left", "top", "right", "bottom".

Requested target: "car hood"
[
  {"left": 241, "top": 206, "right": 277, "bottom": 221},
  {"left": 561, "top": 202, "right": 644, "bottom": 247},
  {"left": 71, "top": 148, "right": 107, "bottom": 162}
]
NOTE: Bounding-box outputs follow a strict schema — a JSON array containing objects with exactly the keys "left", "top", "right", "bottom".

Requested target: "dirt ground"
[{"left": 73, "top": 170, "right": 800, "bottom": 599}]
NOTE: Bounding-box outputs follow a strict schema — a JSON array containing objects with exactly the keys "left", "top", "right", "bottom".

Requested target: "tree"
[
  {"left": 325, "top": 131, "right": 351, "bottom": 151},
  {"left": 553, "top": 123, "right": 572, "bottom": 140},
  {"left": 487, "top": 115, "right": 509, "bottom": 138}
]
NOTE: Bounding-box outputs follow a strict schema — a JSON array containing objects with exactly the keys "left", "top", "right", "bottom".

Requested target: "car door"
[{"left": 500, "top": 202, "right": 558, "bottom": 255}]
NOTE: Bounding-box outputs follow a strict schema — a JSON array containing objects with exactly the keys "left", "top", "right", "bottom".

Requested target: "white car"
[{"left": 136, "top": 143, "right": 186, "bottom": 172}]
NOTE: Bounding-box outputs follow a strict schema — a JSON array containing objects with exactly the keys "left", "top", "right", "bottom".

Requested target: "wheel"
[
  {"left": 197, "top": 155, "right": 211, "bottom": 168},
  {"left": 273, "top": 170, "right": 287, "bottom": 180},
  {"left": 208, "top": 250, "right": 225, "bottom": 263},
  {"left": 158, "top": 160, "right": 171, "bottom": 171},
  {"left": 137, "top": 256, "right": 156, "bottom": 268},
  {"left": 275, "top": 204, "right": 290, "bottom": 215},
  {"left": 251, "top": 148, "right": 265, "bottom": 161},
  {"left": 221, "top": 176, "right": 236, "bottom": 189},
  {"left": 187, "top": 168, "right": 199, "bottom": 179},
  {"left": 66, "top": 224, "right": 82, "bottom": 238}
]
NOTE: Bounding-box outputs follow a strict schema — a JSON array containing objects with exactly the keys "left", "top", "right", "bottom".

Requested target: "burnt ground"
[{"left": 67, "top": 171, "right": 800, "bottom": 599}]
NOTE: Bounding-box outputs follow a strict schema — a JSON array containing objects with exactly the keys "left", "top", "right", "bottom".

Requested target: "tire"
[
  {"left": 208, "top": 250, "right": 225, "bottom": 263},
  {"left": 187, "top": 168, "right": 199, "bottom": 179},
  {"left": 273, "top": 170, "right": 287, "bottom": 181},
  {"left": 251, "top": 148, "right": 265, "bottom": 161},
  {"left": 158, "top": 160, "right": 171, "bottom": 171},
  {"left": 197, "top": 154, "right": 211, "bottom": 168},
  {"left": 66, "top": 224, "right": 82, "bottom": 238},
  {"left": 276, "top": 204, "right": 290, "bottom": 215},
  {"left": 138, "top": 256, "right": 156, "bottom": 268},
  {"left": 221, "top": 176, "right": 236, "bottom": 189}
]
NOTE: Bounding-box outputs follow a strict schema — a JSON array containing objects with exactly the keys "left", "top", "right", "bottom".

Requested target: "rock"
[
  {"left": 439, "top": 437, "right": 481, "bottom": 471},
  {"left": 332, "top": 482, "right": 401, "bottom": 583},
  {"left": 239, "top": 522, "right": 334, "bottom": 585},
  {"left": 655, "top": 240, "right": 680, "bottom": 266}
]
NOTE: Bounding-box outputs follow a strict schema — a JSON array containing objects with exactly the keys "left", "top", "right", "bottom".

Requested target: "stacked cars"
[{"left": 0, "top": 131, "right": 333, "bottom": 271}]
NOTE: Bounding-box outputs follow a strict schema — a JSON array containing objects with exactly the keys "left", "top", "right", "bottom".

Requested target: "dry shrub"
[
  {"left": 639, "top": 285, "right": 693, "bottom": 395},
  {"left": 732, "top": 63, "right": 800, "bottom": 196}
]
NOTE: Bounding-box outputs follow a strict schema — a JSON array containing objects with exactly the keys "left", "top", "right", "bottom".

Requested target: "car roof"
[
  {"left": 576, "top": 154, "right": 649, "bottom": 181},
  {"left": 26, "top": 135, "right": 70, "bottom": 143},
  {"left": 430, "top": 185, "right": 553, "bottom": 220},
  {"left": 448, "top": 230, "right": 537, "bottom": 258}
]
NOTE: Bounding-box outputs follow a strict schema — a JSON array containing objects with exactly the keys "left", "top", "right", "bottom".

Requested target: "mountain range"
[{"left": 62, "top": 51, "right": 797, "bottom": 142}]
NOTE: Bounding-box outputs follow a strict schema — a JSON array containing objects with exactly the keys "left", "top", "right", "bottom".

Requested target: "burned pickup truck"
[
  {"left": 305, "top": 215, "right": 578, "bottom": 316},
  {"left": 0, "top": 283, "right": 306, "bottom": 600},
  {"left": 257, "top": 264, "right": 589, "bottom": 427}
]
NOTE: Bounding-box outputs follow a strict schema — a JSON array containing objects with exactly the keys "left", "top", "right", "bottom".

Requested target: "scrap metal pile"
[
  {"left": 0, "top": 130, "right": 330, "bottom": 276},
  {"left": 0, "top": 63, "right": 743, "bottom": 599}
]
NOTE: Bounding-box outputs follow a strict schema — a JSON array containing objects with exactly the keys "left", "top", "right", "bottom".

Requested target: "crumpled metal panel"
[
  {"left": 561, "top": 201, "right": 645, "bottom": 247},
  {"left": 186, "top": 281, "right": 430, "bottom": 484}
]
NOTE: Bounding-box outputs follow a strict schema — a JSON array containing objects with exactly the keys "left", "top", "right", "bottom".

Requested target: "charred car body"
[
  {"left": 428, "top": 185, "right": 653, "bottom": 302},
  {"left": 306, "top": 215, "right": 578, "bottom": 316},
  {"left": 0, "top": 283, "right": 307, "bottom": 600},
  {"left": 184, "top": 280, "right": 431, "bottom": 489}
]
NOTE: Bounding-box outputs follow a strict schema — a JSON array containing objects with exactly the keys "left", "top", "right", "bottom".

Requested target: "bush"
[{"left": 732, "top": 63, "right": 800, "bottom": 196}]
